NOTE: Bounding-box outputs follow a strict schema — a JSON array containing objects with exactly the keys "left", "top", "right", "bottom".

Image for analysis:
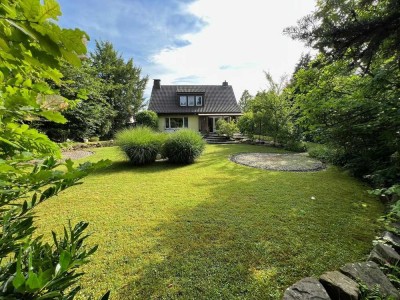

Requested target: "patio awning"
[{"left": 198, "top": 113, "right": 243, "bottom": 116}]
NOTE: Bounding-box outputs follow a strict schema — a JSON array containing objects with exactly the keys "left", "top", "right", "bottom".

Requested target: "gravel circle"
[
  {"left": 62, "top": 150, "right": 94, "bottom": 160},
  {"left": 230, "top": 152, "right": 326, "bottom": 172}
]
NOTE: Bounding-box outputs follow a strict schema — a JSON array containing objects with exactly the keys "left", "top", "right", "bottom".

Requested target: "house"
[{"left": 148, "top": 79, "right": 242, "bottom": 133}]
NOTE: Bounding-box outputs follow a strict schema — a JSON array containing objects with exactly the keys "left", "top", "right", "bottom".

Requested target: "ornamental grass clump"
[
  {"left": 116, "top": 127, "right": 164, "bottom": 165},
  {"left": 162, "top": 129, "right": 205, "bottom": 164}
]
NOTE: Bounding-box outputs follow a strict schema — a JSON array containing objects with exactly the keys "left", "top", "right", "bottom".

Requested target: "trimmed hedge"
[
  {"left": 162, "top": 129, "right": 205, "bottom": 164},
  {"left": 116, "top": 127, "right": 165, "bottom": 165}
]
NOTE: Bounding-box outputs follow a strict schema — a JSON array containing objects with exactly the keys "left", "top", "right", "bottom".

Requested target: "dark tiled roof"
[{"left": 148, "top": 84, "right": 242, "bottom": 114}]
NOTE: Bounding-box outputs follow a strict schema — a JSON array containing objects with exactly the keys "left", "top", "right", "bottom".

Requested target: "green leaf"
[
  {"left": 26, "top": 272, "right": 41, "bottom": 291},
  {"left": 12, "top": 251, "right": 25, "bottom": 289},
  {"left": 5, "top": 19, "right": 38, "bottom": 41},
  {"left": 100, "top": 291, "right": 111, "bottom": 300},
  {"left": 60, "top": 48, "right": 81, "bottom": 67},
  {"left": 37, "top": 291, "right": 62, "bottom": 299},
  {"left": 20, "top": 0, "right": 41, "bottom": 20},
  {"left": 40, "top": 111, "right": 67, "bottom": 123},
  {"left": 12, "top": 272, "right": 25, "bottom": 290},
  {"left": 38, "top": 0, "right": 61, "bottom": 21},
  {"left": 59, "top": 250, "right": 72, "bottom": 272}
]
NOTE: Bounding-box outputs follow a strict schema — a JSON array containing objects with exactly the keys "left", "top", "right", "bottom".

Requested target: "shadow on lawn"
[
  {"left": 92, "top": 159, "right": 185, "bottom": 175},
  {"left": 92, "top": 144, "right": 286, "bottom": 176},
  {"left": 114, "top": 146, "right": 379, "bottom": 299}
]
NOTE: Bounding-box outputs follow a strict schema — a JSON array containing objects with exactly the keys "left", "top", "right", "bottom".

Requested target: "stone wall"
[{"left": 283, "top": 229, "right": 400, "bottom": 299}]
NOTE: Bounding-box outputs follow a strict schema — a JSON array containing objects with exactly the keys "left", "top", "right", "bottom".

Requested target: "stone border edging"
[{"left": 283, "top": 229, "right": 400, "bottom": 299}]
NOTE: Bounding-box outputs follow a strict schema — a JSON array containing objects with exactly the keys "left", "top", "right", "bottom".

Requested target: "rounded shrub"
[
  {"left": 89, "top": 136, "right": 100, "bottom": 142},
  {"left": 162, "top": 129, "right": 205, "bottom": 164},
  {"left": 135, "top": 110, "right": 158, "bottom": 130},
  {"left": 116, "top": 127, "right": 165, "bottom": 165}
]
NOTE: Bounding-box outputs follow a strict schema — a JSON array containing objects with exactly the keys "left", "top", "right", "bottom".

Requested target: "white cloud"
[{"left": 149, "top": 0, "right": 316, "bottom": 99}]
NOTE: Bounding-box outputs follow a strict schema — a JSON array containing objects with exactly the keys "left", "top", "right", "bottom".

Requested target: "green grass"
[{"left": 33, "top": 144, "right": 383, "bottom": 299}]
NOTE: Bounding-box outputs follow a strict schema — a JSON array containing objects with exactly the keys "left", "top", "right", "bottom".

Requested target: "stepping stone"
[
  {"left": 320, "top": 271, "right": 359, "bottom": 300},
  {"left": 340, "top": 261, "right": 399, "bottom": 299},
  {"left": 369, "top": 243, "right": 400, "bottom": 265},
  {"left": 283, "top": 277, "right": 331, "bottom": 300}
]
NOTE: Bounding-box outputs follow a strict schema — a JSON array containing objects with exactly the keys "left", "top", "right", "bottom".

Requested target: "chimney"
[
  {"left": 153, "top": 79, "right": 161, "bottom": 89},
  {"left": 222, "top": 80, "right": 228, "bottom": 87}
]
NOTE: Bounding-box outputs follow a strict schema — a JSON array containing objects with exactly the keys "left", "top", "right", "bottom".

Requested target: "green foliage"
[
  {"left": 283, "top": 140, "right": 306, "bottom": 153},
  {"left": 36, "top": 60, "right": 116, "bottom": 141},
  {"left": 237, "top": 112, "right": 256, "bottom": 138},
  {"left": 0, "top": 0, "right": 87, "bottom": 158},
  {"left": 307, "top": 144, "right": 346, "bottom": 165},
  {"left": 238, "top": 90, "right": 253, "bottom": 112},
  {"left": 216, "top": 119, "right": 239, "bottom": 138},
  {"left": 238, "top": 72, "right": 302, "bottom": 150},
  {"left": 284, "top": 0, "right": 400, "bottom": 74},
  {"left": 162, "top": 129, "right": 205, "bottom": 164},
  {"left": 0, "top": 0, "right": 111, "bottom": 298},
  {"left": 249, "top": 73, "right": 294, "bottom": 145},
  {"left": 287, "top": 1, "right": 400, "bottom": 187},
  {"left": 91, "top": 41, "right": 148, "bottom": 136},
  {"left": 358, "top": 283, "right": 388, "bottom": 300},
  {"left": 0, "top": 154, "right": 111, "bottom": 298},
  {"left": 116, "top": 127, "right": 165, "bottom": 165},
  {"left": 135, "top": 110, "right": 158, "bottom": 129}
]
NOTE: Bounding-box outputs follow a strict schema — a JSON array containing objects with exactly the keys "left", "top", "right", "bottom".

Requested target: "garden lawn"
[{"left": 33, "top": 144, "right": 383, "bottom": 299}]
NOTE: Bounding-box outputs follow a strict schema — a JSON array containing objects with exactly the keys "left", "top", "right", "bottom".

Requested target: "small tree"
[
  {"left": 216, "top": 119, "right": 239, "bottom": 138},
  {"left": 239, "top": 72, "right": 295, "bottom": 145},
  {"left": 135, "top": 110, "right": 158, "bottom": 129}
]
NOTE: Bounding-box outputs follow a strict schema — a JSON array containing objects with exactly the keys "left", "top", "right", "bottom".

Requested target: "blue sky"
[{"left": 57, "top": 0, "right": 316, "bottom": 101}]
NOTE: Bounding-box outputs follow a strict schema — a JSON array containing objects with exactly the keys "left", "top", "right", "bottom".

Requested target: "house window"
[
  {"left": 179, "top": 94, "right": 203, "bottom": 106},
  {"left": 179, "top": 96, "right": 187, "bottom": 106},
  {"left": 196, "top": 96, "right": 203, "bottom": 106},
  {"left": 165, "top": 117, "right": 188, "bottom": 129},
  {"left": 188, "top": 96, "right": 195, "bottom": 106}
]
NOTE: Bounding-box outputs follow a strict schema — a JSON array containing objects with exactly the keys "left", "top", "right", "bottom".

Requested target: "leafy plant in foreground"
[{"left": 0, "top": 0, "right": 111, "bottom": 298}]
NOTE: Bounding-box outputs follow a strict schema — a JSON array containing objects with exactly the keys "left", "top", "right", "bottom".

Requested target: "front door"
[
  {"left": 208, "top": 117, "right": 222, "bottom": 133},
  {"left": 208, "top": 117, "right": 214, "bottom": 133}
]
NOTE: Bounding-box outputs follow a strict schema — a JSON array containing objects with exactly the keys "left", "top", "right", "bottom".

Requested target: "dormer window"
[
  {"left": 179, "top": 95, "right": 187, "bottom": 106},
  {"left": 188, "top": 96, "right": 195, "bottom": 106},
  {"left": 179, "top": 94, "right": 204, "bottom": 107},
  {"left": 196, "top": 96, "right": 203, "bottom": 106}
]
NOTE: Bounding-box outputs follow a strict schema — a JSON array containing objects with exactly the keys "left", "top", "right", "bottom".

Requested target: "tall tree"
[
  {"left": 286, "top": 0, "right": 400, "bottom": 186},
  {"left": 37, "top": 60, "right": 115, "bottom": 141},
  {"left": 238, "top": 90, "right": 253, "bottom": 112},
  {"left": 91, "top": 41, "right": 148, "bottom": 136},
  {"left": 284, "top": 0, "right": 400, "bottom": 74}
]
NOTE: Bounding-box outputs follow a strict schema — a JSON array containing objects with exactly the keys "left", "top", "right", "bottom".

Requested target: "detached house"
[{"left": 148, "top": 79, "right": 242, "bottom": 133}]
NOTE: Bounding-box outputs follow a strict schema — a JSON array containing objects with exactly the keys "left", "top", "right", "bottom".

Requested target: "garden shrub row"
[{"left": 116, "top": 127, "right": 205, "bottom": 165}]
